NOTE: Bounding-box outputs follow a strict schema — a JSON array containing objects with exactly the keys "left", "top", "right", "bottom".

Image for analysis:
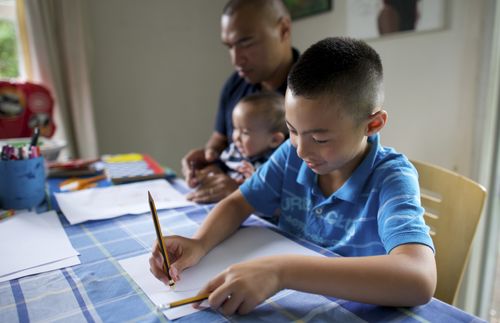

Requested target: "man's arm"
[{"left": 205, "top": 131, "right": 228, "bottom": 161}]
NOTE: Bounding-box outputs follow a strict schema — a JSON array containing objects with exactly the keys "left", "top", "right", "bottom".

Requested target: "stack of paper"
[
  {"left": 0, "top": 211, "right": 80, "bottom": 282},
  {"left": 55, "top": 179, "right": 194, "bottom": 225},
  {"left": 119, "top": 226, "right": 323, "bottom": 320}
]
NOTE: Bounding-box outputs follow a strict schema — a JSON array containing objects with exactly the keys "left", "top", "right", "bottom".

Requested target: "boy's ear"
[
  {"left": 365, "top": 110, "right": 387, "bottom": 136},
  {"left": 270, "top": 132, "right": 286, "bottom": 148}
]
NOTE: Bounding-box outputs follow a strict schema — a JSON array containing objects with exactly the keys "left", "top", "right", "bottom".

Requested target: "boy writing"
[{"left": 150, "top": 37, "right": 436, "bottom": 315}]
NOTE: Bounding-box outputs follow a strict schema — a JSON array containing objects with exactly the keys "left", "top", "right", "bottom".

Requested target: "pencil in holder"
[{"left": 0, "top": 156, "right": 46, "bottom": 209}]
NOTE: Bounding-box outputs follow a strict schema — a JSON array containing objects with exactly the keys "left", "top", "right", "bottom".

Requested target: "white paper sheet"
[
  {"left": 119, "top": 226, "right": 323, "bottom": 320},
  {"left": 0, "top": 211, "right": 80, "bottom": 279},
  {"left": 0, "top": 256, "right": 80, "bottom": 283},
  {"left": 55, "top": 179, "right": 194, "bottom": 225}
]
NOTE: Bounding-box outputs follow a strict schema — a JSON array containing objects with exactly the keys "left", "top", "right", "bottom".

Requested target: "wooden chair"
[{"left": 411, "top": 160, "right": 487, "bottom": 305}]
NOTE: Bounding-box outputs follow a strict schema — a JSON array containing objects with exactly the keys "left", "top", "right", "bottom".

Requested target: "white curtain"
[{"left": 18, "top": 0, "right": 98, "bottom": 158}]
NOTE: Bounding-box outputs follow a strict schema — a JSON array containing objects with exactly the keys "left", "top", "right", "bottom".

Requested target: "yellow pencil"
[
  {"left": 158, "top": 293, "right": 210, "bottom": 310},
  {"left": 148, "top": 191, "right": 175, "bottom": 287}
]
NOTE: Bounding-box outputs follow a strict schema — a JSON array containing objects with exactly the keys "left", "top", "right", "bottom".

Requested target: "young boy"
[
  {"left": 150, "top": 37, "right": 436, "bottom": 315},
  {"left": 218, "top": 92, "right": 287, "bottom": 182}
]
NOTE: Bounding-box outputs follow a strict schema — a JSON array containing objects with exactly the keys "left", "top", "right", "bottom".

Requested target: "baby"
[{"left": 219, "top": 92, "right": 287, "bottom": 182}]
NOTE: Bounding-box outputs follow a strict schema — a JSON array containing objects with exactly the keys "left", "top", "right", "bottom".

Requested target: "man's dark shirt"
[{"left": 214, "top": 48, "right": 300, "bottom": 143}]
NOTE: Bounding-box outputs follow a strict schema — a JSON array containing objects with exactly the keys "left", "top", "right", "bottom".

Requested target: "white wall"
[
  {"left": 291, "top": 0, "right": 485, "bottom": 177},
  {"left": 373, "top": 1, "right": 484, "bottom": 177},
  {"left": 84, "top": 0, "right": 231, "bottom": 174},
  {"left": 84, "top": 0, "right": 486, "bottom": 178}
]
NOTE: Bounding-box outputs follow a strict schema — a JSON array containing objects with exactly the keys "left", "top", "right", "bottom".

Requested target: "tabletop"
[{"left": 0, "top": 178, "right": 485, "bottom": 323}]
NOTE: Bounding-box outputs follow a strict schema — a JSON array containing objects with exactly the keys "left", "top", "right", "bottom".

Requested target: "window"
[{"left": 0, "top": 0, "right": 20, "bottom": 79}]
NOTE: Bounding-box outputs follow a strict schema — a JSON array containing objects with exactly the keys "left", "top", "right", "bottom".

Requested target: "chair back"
[{"left": 411, "top": 160, "right": 487, "bottom": 304}]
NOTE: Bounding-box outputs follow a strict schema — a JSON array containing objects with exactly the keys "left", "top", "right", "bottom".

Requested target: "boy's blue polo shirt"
[
  {"left": 215, "top": 48, "right": 300, "bottom": 142},
  {"left": 240, "top": 135, "right": 434, "bottom": 257}
]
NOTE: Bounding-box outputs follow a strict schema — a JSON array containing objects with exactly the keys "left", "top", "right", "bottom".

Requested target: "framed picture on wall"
[
  {"left": 283, "top": 0, "right": 333, "bottom": 20},
  {"left": 346, "top": 0, "right": 447, "bottom": 39}
]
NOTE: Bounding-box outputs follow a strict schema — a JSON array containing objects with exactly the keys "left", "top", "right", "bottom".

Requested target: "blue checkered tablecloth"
[{"left": 0, "top": 179, "right": 485, "bottom": 322}]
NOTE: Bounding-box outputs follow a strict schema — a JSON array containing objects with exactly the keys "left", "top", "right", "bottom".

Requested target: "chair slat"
[{"left": 411, "top": 159, "right": 486, "bottom": 305}]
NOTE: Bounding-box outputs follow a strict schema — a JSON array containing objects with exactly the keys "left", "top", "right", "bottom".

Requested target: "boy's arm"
[
  {"left": 194, "top": 189, "right": 255, "bottom": 254},
  {"left": 280, "top": 243, "right": 436, "bottom": 306},
  {"left": 201, "top": 243, "right": 436, "bottom": 315}
]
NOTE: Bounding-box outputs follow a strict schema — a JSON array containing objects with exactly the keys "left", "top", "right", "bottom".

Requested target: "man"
[{"left": 182, "top": 0, "right": 298, "bottom": 203}]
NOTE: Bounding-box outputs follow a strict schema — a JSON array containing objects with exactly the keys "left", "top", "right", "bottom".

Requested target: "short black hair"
[
  {"left": 288, "top": 37, "right": 384, "bottom": 123},
  {"left": 238, "top": 92, "right": 287, "bottom": 135}
]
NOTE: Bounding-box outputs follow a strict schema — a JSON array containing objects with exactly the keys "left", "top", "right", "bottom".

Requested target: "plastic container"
[{"left": 0, "top": 157, "right": 46, "bottom": 209}]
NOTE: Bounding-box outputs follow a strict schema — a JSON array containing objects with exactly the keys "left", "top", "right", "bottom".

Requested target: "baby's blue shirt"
[{"left": 240, "top": 135, "right": 434, "bottom": 257}]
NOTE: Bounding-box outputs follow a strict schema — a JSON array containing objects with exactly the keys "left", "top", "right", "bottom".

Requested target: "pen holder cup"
[{"left": 0, "top": 157, "right": 46, "bottom": 209}]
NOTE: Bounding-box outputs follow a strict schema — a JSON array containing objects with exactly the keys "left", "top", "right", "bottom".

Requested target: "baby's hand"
[{"left": 237, "top": 161, "right": 255, "bottom": 181}]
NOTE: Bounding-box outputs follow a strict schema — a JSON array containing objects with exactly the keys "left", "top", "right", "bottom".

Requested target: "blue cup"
[{"left": 0, "top": 157, "right": 46, "bottom": 209}]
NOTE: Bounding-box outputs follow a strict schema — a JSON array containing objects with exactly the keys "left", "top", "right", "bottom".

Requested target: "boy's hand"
[
  {"left": 195, "top": 257, "right": 283, "bottom": 316},
  {"left": 149, "top": 235, "right": 206, "bottom": 285}
]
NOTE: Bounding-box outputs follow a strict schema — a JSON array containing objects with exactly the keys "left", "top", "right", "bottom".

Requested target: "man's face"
[
  {"left": 285, "top": 90, "right": 369, "bottom": 176},
  {"left": 221, "top": 7, "right": 284, "bottom": 85}
]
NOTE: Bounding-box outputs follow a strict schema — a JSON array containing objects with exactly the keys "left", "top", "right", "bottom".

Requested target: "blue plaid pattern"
[{"left": 0, "top": 179, "right": 485, "bottom": 323}]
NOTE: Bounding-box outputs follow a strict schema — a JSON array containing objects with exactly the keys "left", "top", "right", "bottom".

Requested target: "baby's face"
[{"left": 232, "top": 102, "right": 275, "bottom": 158}]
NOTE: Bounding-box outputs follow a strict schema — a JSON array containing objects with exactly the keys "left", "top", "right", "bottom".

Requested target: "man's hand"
[
  {"left": 187, "top": 170, "right": 240, "bottom": 203},
  {"left": 181, "top": 148, "right": 217, "bottom": 187},
  {"left": 204, "top": 147, "right": 219, "bottom": 163}
]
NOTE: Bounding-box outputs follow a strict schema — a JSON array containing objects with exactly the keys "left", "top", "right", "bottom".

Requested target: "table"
[{"left": 0, "top": 178, "right": 485, "bottom": 322}]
